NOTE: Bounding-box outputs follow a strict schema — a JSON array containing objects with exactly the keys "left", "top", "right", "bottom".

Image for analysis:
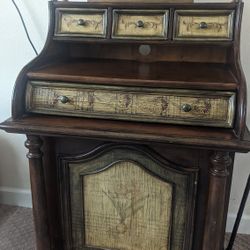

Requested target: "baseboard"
[
  {"left": 0, "top": 187, "right": 249, "bottom": 234},
  {"left": 226, "top": 213, "right": 250, "bottom": 234},
  {"left": 0, "top": 186, "right": 32, "bottom": 208}
]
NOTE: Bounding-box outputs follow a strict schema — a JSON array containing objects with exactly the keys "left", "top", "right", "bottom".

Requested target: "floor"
[{"left": 0, "top": 204, "right": 249, "bottom": 250}]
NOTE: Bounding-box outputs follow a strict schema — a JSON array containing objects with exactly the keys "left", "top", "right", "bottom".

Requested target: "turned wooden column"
[
  {"left": 203, "top": 151, "right": 232, "bottom": 250},
  {"left": 25, "top": 135, "right": 51, "bottom": 250}
]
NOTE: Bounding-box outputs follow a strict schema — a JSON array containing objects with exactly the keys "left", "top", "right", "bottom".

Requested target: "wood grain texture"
[
  {"left": 174, "top": 10, "right": 234, "bottom": 40},
  {"left": 2, "top": 116, "right": 250, "bottom": 153},
  {"left": 26, "top": 81, "right": 236, "bottom": 128},
  {"left": 69, "top": 44, "right": 230, "bottom": 64},
  {"left": 27, "top": 60, "right": 238, "bottom": 90}
]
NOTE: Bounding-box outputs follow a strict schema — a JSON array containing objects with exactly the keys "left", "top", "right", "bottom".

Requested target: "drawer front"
[
  {"left": 112, "top": 9, "right": 169, "bottom": 39},
  {"left": 26, "top": 81, "right": 235, "bottom": 128},
  {"left": 55, "top": 8, "right": 108, "bottom": 38},
  {"left": 174, "top": 10, "right": 234, "bottom": 40}
]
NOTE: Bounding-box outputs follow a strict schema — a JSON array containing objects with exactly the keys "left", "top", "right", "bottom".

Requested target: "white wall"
[{"left": 0, "top": 0, "right": 249, "bottom": 232}]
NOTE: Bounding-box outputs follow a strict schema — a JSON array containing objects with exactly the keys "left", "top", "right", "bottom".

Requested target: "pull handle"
[
  {"left": 199, "top": 21, "right": 208, "bottom": 29},
  {"left": 58, "top": 96, "right": 69, "bottom": 104},
  {"left": 136, "top": 20, "right": 144, "bottom": 28},
  {"left": 181, "top": 104, "right": 192, "bottom": 112},
  {"left": 77, "top": 19, "right": 86, "bottom": 26}
]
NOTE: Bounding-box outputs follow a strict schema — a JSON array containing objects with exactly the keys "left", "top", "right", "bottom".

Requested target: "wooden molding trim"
[{"left": 88, "top": 0, "right": 193, "bottom": 2}]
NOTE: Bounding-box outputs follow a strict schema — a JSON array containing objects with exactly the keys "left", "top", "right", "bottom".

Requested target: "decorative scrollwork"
[
  {"left": 192, "top": 99, "right": 212, "bottom": 114},
  {"left": 183, "top": 20, "right": 227, "bottom": 33},
  {"left": 122, "top": 18, "right": 161, "bottom": 30},
  {"left": 63, "top": 16, "right": 102, "bottom": 30}
]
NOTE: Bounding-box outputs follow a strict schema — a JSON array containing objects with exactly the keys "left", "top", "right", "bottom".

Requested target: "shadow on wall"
[{"left": 0, "top": 132, "right": 28, "bottom": 190}]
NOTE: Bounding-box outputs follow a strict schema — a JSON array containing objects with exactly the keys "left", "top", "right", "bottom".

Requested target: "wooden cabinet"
[
  {"left": 59, "top": 144, "right": 197, "bottom": 250},
  {"left": 1, "top": 1, "right": 250, "bottom": 250}
]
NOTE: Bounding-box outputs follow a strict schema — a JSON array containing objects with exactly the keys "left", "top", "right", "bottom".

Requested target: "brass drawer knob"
[
  {"left": 77, "top": 19, "right": 86, "bottom": 26},
  {"left": 199, "top": 22, "right": 208, "bottom": 29},
  {"left": 181, "top": 104, "right": 192, "bottom": 112},
  {"left": 58, "top": 96, "right": 69, "bottom": 104},
  {"left": 136, "top": 20, "right": 144, "bottom": 28}
]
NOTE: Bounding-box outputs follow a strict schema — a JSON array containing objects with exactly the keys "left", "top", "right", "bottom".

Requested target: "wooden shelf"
[
  {"left": 1, "top": 115, "right": 250, "bottom": 152},
  {"left": 28, "top": 59, "right": 238, "bottom": 90}
]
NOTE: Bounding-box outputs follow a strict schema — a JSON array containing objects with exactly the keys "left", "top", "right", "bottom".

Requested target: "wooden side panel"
[{"left": 84, "top": 161, "right": 172, "bottom": 250}]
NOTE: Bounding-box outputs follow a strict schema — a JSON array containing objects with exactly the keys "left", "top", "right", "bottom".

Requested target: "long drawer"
[{"left": 26, "top": 81, "right": 236, "bottom": 128}]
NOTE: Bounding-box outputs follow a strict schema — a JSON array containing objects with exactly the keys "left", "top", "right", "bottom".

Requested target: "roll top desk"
[{"left": 1, "top": 1, "right": 250, "bottom": 250}]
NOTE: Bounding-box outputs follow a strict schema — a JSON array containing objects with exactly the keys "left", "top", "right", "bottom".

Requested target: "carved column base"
[
  {"left": 25, "top": 135, "right": 51, "bottom": 250},
  {"left": 202, "top": 151, "right": 232, "bottom": 250}
]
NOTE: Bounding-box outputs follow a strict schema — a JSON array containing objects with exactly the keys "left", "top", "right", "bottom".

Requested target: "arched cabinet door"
[{"left": 59, "top": 144, "right": 198, "bottom": 250}]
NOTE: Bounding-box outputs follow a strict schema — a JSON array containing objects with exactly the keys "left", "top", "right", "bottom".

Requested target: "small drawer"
[
  {"left": 55, "top": 8, "right": 108, "bottom": 38},
  {"left": 174, "top": 10, "right": 234, "bottom": 41},
  {"left": 112, "top": 9, "right": 169, "bottom": 39},
  {"left": 26, "top": 81, "right": 235, "bottom": 128}
]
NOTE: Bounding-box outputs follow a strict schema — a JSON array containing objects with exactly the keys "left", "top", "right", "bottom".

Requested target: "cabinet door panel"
[{"left": 59, "top": 145, "right": 198, "bottom": 250}]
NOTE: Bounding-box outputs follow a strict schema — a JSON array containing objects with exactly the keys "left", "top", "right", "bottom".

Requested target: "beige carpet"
[
  {"left": 0, "top": 204, "right": 249, "bottom": 250},
  {"left": 0, "top": 204, "right": 35, "bottom": 250}
]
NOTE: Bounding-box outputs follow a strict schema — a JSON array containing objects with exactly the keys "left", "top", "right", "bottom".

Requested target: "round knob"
[
  {"left": 77, "top": 19, "right": 86, "bottom": 26},
  {"left": 58, "top": 96, "right": 69, "bottom": 104},
  {"left": 199, "top": 22, "right": 208, "bottom": 29},
  {"left": 136, "top": 20, "right": 144, "bottom": 28},
  {"left": 181, "top": 104, "right": 192, "bottom": 112}
]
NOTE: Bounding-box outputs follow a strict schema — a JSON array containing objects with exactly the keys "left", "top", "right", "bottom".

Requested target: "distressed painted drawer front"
[
  {"left": 174, "top": 10, "right": 234, "bottom": 40},
  {"left": 26, "top": 81, "right": 235, "bottom": 128},
  {"left": 112, "top": 9, "right": 169, "bottom": 39},
  {"left": 55, "top": 8, "right": 108, "bottom": 38}
]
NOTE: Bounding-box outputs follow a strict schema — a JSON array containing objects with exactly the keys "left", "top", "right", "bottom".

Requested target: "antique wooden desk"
[{"left": 1, "top": 0, "right": 250, "bottom": 249}]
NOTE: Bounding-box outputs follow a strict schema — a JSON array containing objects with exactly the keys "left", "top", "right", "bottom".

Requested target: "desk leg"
[
  {"left": 203, "top": 151, "right": 232, "bottom": 250},
  {"left": 25, "top": 135, "right": 51, "bottom": 250}
]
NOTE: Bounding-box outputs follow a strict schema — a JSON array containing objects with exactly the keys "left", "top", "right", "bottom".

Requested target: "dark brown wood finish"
[
  {"left": 1, "top": 1, "right": 249, "bottom": 250},
  {"left": 2, "top": 116, "right": 250, "bottom": 152},
  {"left": 27, "top": 60, "right": 238, "bottom": 90},
  {"left": 203, "top": 151, "right": 233, "bottom": 250},
  {"left": 25, "top": 136, "right": 51, "bottom": 250},
  {"left": 230, "top": 1, "right": 247, "bottom": 139}
]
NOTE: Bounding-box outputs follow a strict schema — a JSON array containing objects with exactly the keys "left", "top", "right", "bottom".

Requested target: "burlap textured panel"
[{"left": 83, "top": 161, "right": 173, "bottom": 250}]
